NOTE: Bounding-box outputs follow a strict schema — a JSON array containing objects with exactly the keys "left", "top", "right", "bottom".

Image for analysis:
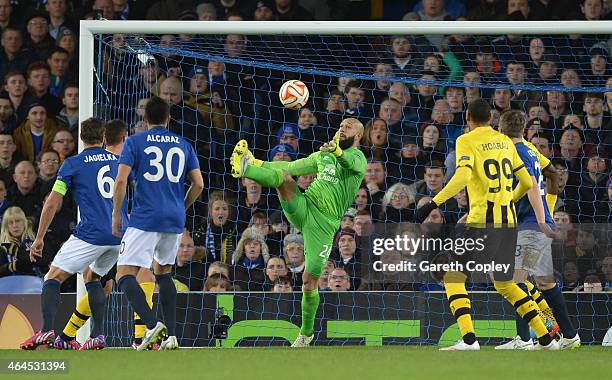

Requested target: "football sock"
[
  {"left": 525, "top": 280, "right": 557, "bottom": 325},
  {"left": 62, "top": 294, "right": 91, "bottom": 340},
  {"left": 515, "top": 283, "right": 532, "bottom": 341},
  {"left": 41, "top": 279, "right": 61, "bottom": 332},
  {"left": 118, "top": 275, "right": 157, "bottom": 329},
  {"left": 86, "top": 281, "right": 105, "bottom": 338},
  {"left": 542, "top": 285, "right": 577, "bottom": 338},
  {"left": 134, "top": 281, "right": 155, "bottom": 339},
  {"left": 444, "top": 274, "right": 476, "bottom": 344},
  {"left": 156, "top": 274, "right": 177, "bottom": 336},
  {"left": 244, "top": 165, "right": 283, "bottom": 188},
  {"left": 493, "top": 280, "right": 551, "bottom": 345},
  {"left": 300, "top": 288, "right": 320, "bottom": 337}
]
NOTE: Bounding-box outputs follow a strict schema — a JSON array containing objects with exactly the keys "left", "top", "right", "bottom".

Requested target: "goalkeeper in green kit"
[{"left": 230, "top": 118, "right": 366, "bottom": 347}]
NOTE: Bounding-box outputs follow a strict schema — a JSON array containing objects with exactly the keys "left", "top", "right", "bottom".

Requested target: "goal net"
[{"left": 78, "top": 21, "right": 612, "bottom": 347}]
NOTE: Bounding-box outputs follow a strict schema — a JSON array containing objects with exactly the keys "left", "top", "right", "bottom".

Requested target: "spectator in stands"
[
  {"left": 253, "top": 0, "right": 275, "bottom": 21},
  {"left": 0, "top": 28, "right": 35, "bottom": 83},
  {"left": 203, "top": 273, "right": 231, "bottom": 292},
  {"left": 419, "top": 122, "right": 446, "bottom": 162},
  {"left": 387, "top": 35, "right": 422, "bottom": 78},
  {"left": 24, "top": 12, "right": 54, "bottom": 59},
  {"left": 388, "top": 82, "right": 415, "bottom": 120},
  {"left": 283, "top": 233, "right": 304, "bottom": 276},
  {"left": 248, "top": 212, "right": 269, "bottom": 238},
  {"left": 332, "top": 228, "right": 360, "bottom": 289},
  {"left": 0, "top": 92, "right": 17, "bottom": 133},
  {"left": 492, "top": 88, "right": 512, "bottom": 114},
  {"left": 0, "top": 0, "right": 14, "bottom": 31},
  {"left": 413, "top": 72, "right": 437, "bottom": 123},
  {"left": 208, "top": 261, "right": 230, "bottom": 279},
  {"left": 159, "top": 76, "right": 202, "bottom": 147},
  {"left": 468, "top": 0, "right": 506, "bottom": 20},
  {"left": 276, "top": 122, "right": 300, "bottom": 154},
  {"left": 4, "top": 71, "right": 33, "bottom": 125},
  {"left": 379, "top": 97, "right": 409, "bottom": 137},
  {"left": 562, "top": 260, "right": 580, "bottom": 291},
  {"left": 444, "top": 86, "right": 465, "bottom": 125},
  {"left": 579, "top": 0, "right": 606, "bottom": 20},
  {"left": 529, "top": 133, "right": 553, "bottom": 159},
  {"left": 372, "top": 63, "right": 395, "bottom": 107},
  {"left": 429, "top": 99, "right": 460, "bottom": 151},
  {"left": 535, "top": 54, "right": 559, "bottom": 85},
  {"left": 26, "top": 62, "right": 63, "bottom": 117},
  {"left": 197, "top": 2, "right": 217, "bottom": 20},
  {"left": 380, "top": 182, "right": 414, "bottom": 223},
  {"left": 113, "top": 0, "right": 147, "bottom": 20},
  {"left": 45, "top": 0, "right": 76, "bottom": 40},
  {"left": 273, "top": 0, "right": 313, "bottom": 21},
  {"left": 36, "top": 149, "right": 60, "bottom": 185},
  {"left": 582, "top": 92, "right": 606, "bottom": 144},
  {"left": 463, "top": 69, "right": 481, "bottom": 104},
  {"left": 553, "top": 160, "right": 574, "bottom": 213},
  {"left": 297, "top": 107, "right": 327, "bottom": 155},
  {"left": 237, "top": 177, "right": 279, "bottom": 231},
  {"left": 399, "top": 135, "right": 427, "bottom": 184},
  {"left": 232, "top": 227, "right": 269, "bottom": 269},
  {"left": 576, "top": 151, "right": 609, "bottom": 221},
  {"left": 557, "top": 127, "right": 585, "bottom": 181},
  {"left": 93, "top": 0, "right": 117, "bottom": 20},
  {"left": 46, "top": 47, "right": 71, "bottom": 98},
  {"left": 560, "top": 67, "right": 582, "bottom": 89},
  {"left": 185, "top": 66, "right": 236, "bottom": 132},
  {"left": 269, "top": 143, "right": 296, "bottom": 162},
  {"left": 272, "top": 276, "right": 292, "bottom": 293},
  {"left": 364, "top": 160, "right": 387, "bottom": 211},
  {"left": 585, "top": 43, "right": 609, "bottom": 87},
  {"left": 0, "top": 206, "right": 40, "bottom": 277},
  {"left": 415, "top": 162, "right": 458, "bottom": 221},
  {"left": 317, "top": 260, "right": 334, "bottom": 290},
  {"left": 363, "top": 118, "right": 393, "bottom": 162},
  {"left": 402, "top": 0, "right": 453, "bottom": 50},
  {"left": 327, "top": 267, "right": 351, "bottom": 291},
  {"left": 545, "top": 90, "right": 567, "bottom": 128},
  {"left": 0, "top": 133, "right": 18, "bottom": 189},
  {"left": 50, "top": 129, "right": 75, "bottom": 162},
  {"left": 7, "top": 161, "right": 42, "bottom": 219},
  {"left": 353, "top": 187, "right": 371, "bottom": 212},
  {"left": 264, "top": 256, "right": 288, "bottom": 290},
  {"left": 232, "top": 227, "right": 267, "bottom": 290},
  {"left": 353, "top": 210, "right": 374, "bottom": 237},
  {"left": 607, "top": 177, "right": 612, "bottom": 222},
  {"left": 13, "top": 103, "right": 61, "bottom": 162},
  {"left": 173, "top": 232, "right": 205, "bottom": 291},
  {"left": 344, "top": 80, "right": 367, "bottom": 122},
  {"left": 602, "top": 254, "right": 612, "bottom": 288},
  {"left": 0, "top": 179, "right": 8, "bottom": 219},
  {"left": 474, "top": 42, "right": 502, "bottom": 84},
  {"left": 56, "top": 28, "right": 77, "bottom": 69},
  {"left": 193, "top": 191, "right": 237, "bottom": 265},
  {"left": 572, "top": 226, "right": 603, "bottom": 273},
  {"left": 56, "top": 83, "right": 78, "bottom": 134}
]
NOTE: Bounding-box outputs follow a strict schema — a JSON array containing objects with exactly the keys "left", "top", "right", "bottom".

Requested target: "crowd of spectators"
[{"left": 0, "top": 0, "right": 611, "bottom": 295}]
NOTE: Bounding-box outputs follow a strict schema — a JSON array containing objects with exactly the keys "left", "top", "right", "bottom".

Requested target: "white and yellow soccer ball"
[{"left": 279, "top": 80, "right": 309, "bottom": 109}]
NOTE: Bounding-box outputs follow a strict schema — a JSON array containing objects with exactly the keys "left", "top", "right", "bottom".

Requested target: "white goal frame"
[{"left": 76, "top": 19, "right": 611, "bottom": 343}]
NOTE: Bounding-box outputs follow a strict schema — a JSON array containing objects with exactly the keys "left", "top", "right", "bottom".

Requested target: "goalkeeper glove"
[
  {"left": 415, "top": 200, "right": 439, "bottom": 223},
  {"left": 320, "top": 132, "right": 343, "bottom": 157}
]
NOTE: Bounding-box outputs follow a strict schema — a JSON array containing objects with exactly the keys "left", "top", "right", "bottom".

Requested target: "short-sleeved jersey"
[
  {"left": 514, "top": 142, "right": 555, "bottom": 228},
  {"left": 455, "top": 126, "right": 525, "bottom": 226},
  {"left": 119, "top": 127, "right": 199, "bottom": 233},
  {"left": 54, "top": 147, "right": 128, "bottom": 245}
]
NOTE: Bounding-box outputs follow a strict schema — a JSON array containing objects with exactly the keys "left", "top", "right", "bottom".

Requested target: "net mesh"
[{"left": 93, "top": 31, "right": 612, "bottom": 347}]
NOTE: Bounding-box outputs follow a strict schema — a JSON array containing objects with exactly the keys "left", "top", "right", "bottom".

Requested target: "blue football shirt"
[
  {"left": 54, "top": 147, "right": 128, "bottom": 245},
  {"left": 119, "top": 127, "right": 199, "bottom": 233},
  {"left": 514, "top": 142, "right": 554, "bottom": 229}
]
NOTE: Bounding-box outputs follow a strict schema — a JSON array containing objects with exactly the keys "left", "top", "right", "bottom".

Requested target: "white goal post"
[{"left": 75, "top": 20, "right": 611, "bottom": 344}]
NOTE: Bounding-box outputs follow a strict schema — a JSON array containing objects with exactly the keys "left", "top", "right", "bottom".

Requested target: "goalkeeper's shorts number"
[{"left": 319, "top": 244, "right": 332, "bottom": 259}]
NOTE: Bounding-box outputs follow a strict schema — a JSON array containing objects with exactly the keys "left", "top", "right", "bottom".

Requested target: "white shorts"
[
  {"left": 51, "top": 235, "right": 120, "bottom": 276},
  {"left": 116, "top": 227, "right": 181, "bottom": 268},
  {"left": 514, "top": 229, "right": 554, "bottom": 277}
]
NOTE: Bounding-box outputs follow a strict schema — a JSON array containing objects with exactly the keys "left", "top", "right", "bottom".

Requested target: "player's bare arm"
[{"left": 112, "top": 163, "right": 132, "bottom": 238}]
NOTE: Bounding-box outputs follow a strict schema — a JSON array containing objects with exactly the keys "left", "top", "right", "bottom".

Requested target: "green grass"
[{"left": 0, "top": 346, "right": 609, "bottom": 380}]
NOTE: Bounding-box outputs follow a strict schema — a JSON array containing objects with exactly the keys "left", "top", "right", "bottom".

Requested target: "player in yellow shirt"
[{"left": 416, "top": 99, "right": 559, "bottom": 350}]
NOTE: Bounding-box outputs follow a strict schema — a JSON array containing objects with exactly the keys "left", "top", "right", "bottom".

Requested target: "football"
[{"left": 279, "top": 80, "right": 309, "bottom": 109}]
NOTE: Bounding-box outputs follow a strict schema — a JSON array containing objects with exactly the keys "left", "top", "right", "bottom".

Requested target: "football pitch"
[{"left": 0, "top": 346, "right": 608, "bottom": 380}]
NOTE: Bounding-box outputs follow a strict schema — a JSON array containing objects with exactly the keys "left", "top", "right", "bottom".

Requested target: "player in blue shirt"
[
  {"left": 20, "top": 118, "right": 129, "bottom": 351},
  {"left": 498, "top": 110, "right": 579, "bottom": 350},
  {"left": 112, "top": 96, "right": 203, "bottom": 351}
]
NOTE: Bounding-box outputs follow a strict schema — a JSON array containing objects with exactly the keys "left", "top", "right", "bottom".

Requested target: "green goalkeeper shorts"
[{"left": 280, "top": 190, "right": 340, "bottom": 278}]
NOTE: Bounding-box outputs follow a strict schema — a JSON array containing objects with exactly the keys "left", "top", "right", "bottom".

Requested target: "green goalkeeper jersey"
[{"left": 263, "top": 147, "right": 367, "bottom": 220}]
